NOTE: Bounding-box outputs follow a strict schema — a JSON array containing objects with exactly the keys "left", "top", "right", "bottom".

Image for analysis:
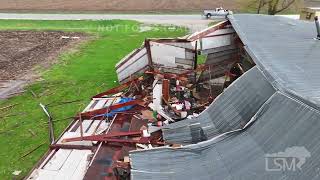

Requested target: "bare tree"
[
  {"left": 252, "top": 0, "right": 296, "bottom": 15},
  {"left": 267, "top": 0, "right": 296, "bottom": 14}
]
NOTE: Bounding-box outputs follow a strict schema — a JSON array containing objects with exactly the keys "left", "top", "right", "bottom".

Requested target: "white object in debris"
[
  {"left": 12, "top": 170, "right": 22, "bottom": 176},
  {"left": 137, "top": 143, "right": 149, "bottom": 149},
  {"left": 142, "top": 130, "right": 151, "bottom": 138},
  {"left": 180, "top": 111, "right": 188, "bottom": 118},
  {"left": 72, "top": 37, "right": 80, "bottom": 39},
  {"left": 112, "top": 92, "right": 123, "bottom": 97},
  {"left": 163, "top": 120, "right": 169, "bottom": 125},
  {"left": 193, "top": 113, "right": 199, "bottom": 117},
  {"left": 152, "top": 82, "right": 163, "bottom": 111},
  {"left": 175, "top": 103, "right": 184, "bottom": 110},
  {"left": 176, "top": 80, "right": 180, "bottom": 86},
  {"left": 184, "top": 100, "right": 191, "bottom": 110},
  {"left": 187, "top": 113, "right": 200, "bottom": 119},
  {"left": 157, "top": 109, "right": 175, "bottom": 122}
]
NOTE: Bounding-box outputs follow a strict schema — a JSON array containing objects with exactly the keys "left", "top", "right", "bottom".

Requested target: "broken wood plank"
[
  {"left": 50, "top": 144, "right": 94, "bottom": 150},
  {"left": 162, "top": 79, "right": 170, "bottom": 102},
  {"left": 40, "top": 103, "right": 55, "bottom": 144}
]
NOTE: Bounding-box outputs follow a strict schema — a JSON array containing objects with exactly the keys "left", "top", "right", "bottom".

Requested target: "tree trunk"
[{"left": 257, "top": 0, "right": 263, "bottom": 14}]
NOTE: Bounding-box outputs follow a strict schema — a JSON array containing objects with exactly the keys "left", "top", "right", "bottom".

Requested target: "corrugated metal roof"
[
  {"left": 130, "top": 14, "right": 320, "bottom": 180},
  {"left": 131, "top": 92, "right": 320, "bottom": 180},
  {"left": 229, "top": 14, "right": 320, "bottom": 109},
  {"left": 162, "top": 67, "right": 275, "bottom": 144}
]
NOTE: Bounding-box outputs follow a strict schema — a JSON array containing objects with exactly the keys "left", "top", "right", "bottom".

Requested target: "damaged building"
[{"left": 26, "top": 14, "right": 320, "bottom": 180}]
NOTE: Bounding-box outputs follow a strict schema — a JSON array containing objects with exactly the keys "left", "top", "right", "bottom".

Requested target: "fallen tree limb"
[
  {"left": 20, "top": 142, "right": 46, "bottom": 159},
  {"left": 47, "top": 99, "right": 83, "bottom": 107}
]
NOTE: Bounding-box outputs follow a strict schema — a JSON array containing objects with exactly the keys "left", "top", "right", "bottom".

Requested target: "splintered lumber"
[
  {"left": 49, "top": 144, "right": 94, "bottom": 150},
  {"left": 162, "top": 79, "right": 170, "bottom": 102},
  {"left": 62, "top": 131, "right": 142, "bottom": 143},
  {"left": 40, "top": 103, "right": 55, "bottom": 144}
]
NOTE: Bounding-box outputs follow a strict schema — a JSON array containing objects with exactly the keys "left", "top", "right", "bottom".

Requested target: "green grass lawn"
[{"left": 0, "top": 19, "right": 187, "bottom": 179}]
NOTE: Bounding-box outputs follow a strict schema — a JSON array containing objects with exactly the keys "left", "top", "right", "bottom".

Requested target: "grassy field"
[{"left": 0, "top": 19, "right": 187, "bottom": 179}]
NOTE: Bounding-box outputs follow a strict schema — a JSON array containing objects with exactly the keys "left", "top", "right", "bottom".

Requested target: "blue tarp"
[{"left": 94, "top": 97, "right": 135, "bottom": 118}]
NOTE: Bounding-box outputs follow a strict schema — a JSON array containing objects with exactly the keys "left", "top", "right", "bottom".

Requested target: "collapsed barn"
[{"left": 26, "top": 14, "right": 320, "bottom": 180}]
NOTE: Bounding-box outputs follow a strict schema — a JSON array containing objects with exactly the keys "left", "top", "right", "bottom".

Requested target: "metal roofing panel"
[
  {"left": 229, "top": 14, "right": 320, "bottom": 109},
  {"left": 162, "top": 66, "right": 275, "bottom": 144},
  {"left": 131, "top": 92, "right": 320, "bottom": 179}
]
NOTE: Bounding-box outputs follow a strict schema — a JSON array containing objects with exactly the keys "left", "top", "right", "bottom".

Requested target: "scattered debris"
[
  {"left": 28, "top": 129, "right": 37, "bottom": 137},
  {"left": 26, "top": 18, "right": 254, "bottom": 180},
  {"left": 20, "top": 142, "right": 46, "bottom": 159},
  {"left": 12, "top": 170, "right": 22, "bottom": 176},
  {"left": 0, "top": 112, "right": 27, "bottom": 119},
  {"left": 46, "top": 99, "right": 83, "bottom": 107},
  {"left": 39, "top": 103, "right": 55, "bottom": 144}
]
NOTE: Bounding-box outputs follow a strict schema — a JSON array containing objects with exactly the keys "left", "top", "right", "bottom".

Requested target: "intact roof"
[
  {"left": 130, "top": 14, "right": 320, "bottom": 180},
  {"left": 229, "top": 14, "right": 320, "bottom": 109}
]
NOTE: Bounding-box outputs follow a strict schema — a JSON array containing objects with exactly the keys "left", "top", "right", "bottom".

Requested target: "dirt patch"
[
  {"left": 0, "top": 31, "right": 87, "bottom": 99},
  {"left": 0, "top": 31, "right": 85, "bottom": 80}
]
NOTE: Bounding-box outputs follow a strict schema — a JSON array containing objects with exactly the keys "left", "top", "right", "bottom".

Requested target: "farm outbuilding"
[{"left": 26, "top": 14, "right": 320, "bottom": 180}]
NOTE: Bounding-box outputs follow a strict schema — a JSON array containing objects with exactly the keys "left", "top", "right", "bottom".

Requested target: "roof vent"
[{"left": 315, "top": 16, "right": 320, "bottom": 40}]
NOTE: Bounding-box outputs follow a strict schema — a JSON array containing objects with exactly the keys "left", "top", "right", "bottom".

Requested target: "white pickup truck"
[{"left": 203, "top": 8, "right": 232, "bottom": 19}]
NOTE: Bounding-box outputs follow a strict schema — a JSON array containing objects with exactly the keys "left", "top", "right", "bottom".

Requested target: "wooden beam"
[
  {"left": 50, "top": 144, "right": 94, "bottom": 150},
  {"left": 162, "top": 79, "right": 170, "bottom": 102}
]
